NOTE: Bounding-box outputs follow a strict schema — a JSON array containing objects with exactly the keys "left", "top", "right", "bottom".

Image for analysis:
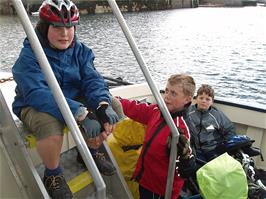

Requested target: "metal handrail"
[
  {"left": 10, "top": 1, "right": 106, "bottom": 198},
  {"left": 107, "top": 0, "right": 180, "bottom": 198}
]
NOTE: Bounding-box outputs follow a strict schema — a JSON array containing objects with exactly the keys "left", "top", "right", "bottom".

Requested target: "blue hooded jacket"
[{"left": 12, "top": 36, "right": 111, "bottom": 122}]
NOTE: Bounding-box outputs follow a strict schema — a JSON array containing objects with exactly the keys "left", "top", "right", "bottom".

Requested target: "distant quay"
[
  {"left": 0, "top": 0, "right": 199, "bottom": 15},
  {"left": 200, "top": 0, "right": 258, "bottom": 7},
  {"left": 1, "top": 0, "right": 260, "bottom": 15}
]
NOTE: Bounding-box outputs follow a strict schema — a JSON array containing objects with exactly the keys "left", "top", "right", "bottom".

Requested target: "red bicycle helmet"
[{"left": 39, "top": 0, "right": 79, "bottom": 27}]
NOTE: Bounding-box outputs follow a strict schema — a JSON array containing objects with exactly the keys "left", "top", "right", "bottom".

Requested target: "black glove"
[
  {"left": 166, "top": 129, "right": 191, "bottom": 159},
  {"left": 96, "top": 104, "right": 119, "bottom": 125},
  {"left": 177, "top": 156, "right": 196, "bottom": 179},
  {"left": 177, "top": 133, "right": 190, "bottom": 159},
  {"left": 79, "top": 112, "right": 101, "bottom": 138}
]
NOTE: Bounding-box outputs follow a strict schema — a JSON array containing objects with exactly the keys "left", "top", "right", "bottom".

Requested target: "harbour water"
[{"left": 0, "top": 7, "right": 266, "bottom": 108}]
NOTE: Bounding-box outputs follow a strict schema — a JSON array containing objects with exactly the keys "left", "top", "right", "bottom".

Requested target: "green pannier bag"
[{"left": 196, "top": 152, "right": 248, "bottom": 199}]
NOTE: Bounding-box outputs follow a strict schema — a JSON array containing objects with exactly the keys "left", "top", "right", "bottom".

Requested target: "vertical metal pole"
[
  {"left": 107, "top": 0, "right": 180, "bottom": 198},
  {"left": 10, "top": 1, "right": 106, "bottom": 198}
]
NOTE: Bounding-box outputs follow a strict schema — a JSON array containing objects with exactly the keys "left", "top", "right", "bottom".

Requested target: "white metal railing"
[
  {"left": 107, "top": 0, "right": 181, "bottom": 198},
  {"left": 10, "top": 0, "right": 106, "bottom": 198}
]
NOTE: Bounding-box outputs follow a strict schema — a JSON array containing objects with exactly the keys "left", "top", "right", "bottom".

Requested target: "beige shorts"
[{"left": 20, "top": 107, "right": 64, "bottom": 141}]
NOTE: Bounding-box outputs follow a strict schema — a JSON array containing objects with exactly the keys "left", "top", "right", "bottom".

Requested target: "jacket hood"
[{"left": 35, "top": 25, "right": 77, "bottom": 50}]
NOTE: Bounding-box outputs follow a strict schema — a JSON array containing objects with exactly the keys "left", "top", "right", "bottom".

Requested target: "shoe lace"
[
  {"left": 95, "top": 152, "right": 106, "bottom": 160},
  {"left": 45, "top": 175, "right": 63, "bottom": 191}
]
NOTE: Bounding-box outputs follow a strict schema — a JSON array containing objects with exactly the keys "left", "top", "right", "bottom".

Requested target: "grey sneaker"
[
  {"left": 77, "top": 151, "right": 116, "bottom": 176},
  {"left": 43, "top": 173, "right": 73, "bottom": 199},
  {"left": 93, "top": 152, "right": 116, "bottom": 176}
]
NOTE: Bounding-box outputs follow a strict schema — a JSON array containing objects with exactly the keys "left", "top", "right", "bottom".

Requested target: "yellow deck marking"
[{"left": 68, "top": 171, "right": 93, "bottom": 193}]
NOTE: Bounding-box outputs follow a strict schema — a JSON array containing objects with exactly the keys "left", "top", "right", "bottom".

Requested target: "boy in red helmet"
[{"left": 12, "top": 0, "right": 119, "bottom": 198}]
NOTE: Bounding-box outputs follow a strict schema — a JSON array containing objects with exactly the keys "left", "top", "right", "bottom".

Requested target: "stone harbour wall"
[
  {"left": 0, "top": 0, "right": 198, "bottom": 15},
  {"left": 200, "top": 0, "right": 243, "bottom": 6}
]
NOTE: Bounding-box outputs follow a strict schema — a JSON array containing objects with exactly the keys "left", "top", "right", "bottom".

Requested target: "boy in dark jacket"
[{"left": 185, "top": 84, "right": 236, "bottom": 162}]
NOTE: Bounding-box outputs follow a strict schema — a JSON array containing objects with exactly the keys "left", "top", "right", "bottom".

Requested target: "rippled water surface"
[{"left": 0, "top": 7, "right": 266, "bottom": 107}]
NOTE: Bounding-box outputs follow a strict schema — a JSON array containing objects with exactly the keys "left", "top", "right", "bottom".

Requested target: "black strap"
[
  {"left": 121, "top": 144, "right": 142, "bottom": 152},
  {"left": 135, "top": 121, "right": 166, "bottom": 181}
]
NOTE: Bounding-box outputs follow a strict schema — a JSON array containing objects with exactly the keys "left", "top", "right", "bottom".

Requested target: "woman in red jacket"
[{"left": 118, "top": 73, "right": 197, "bottom": 199}]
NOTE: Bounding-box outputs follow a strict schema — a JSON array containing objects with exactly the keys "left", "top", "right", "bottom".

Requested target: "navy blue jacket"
[
  {"left": 185, "top": 104, "right": 235, "bottom": 154},
  {"left": 12, "top": 37, "right": 111, "bottom": 122}
]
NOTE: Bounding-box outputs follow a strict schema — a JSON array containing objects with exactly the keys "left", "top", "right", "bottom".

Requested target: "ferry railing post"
[
  {"left": 10, "top": 1, "right": 106, "bottom": 198},
  {"left": 107, "top": 0, "right": 180, "bottom": 198}
]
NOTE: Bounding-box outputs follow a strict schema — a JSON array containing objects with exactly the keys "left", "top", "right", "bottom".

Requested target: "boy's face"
[
  {"left": 163, "top": 82, "right": 192, "bottom": 113},
  {"left": 196, "top": 92, "right": 213, "bottom": 110},
  {"left": 47, "top": 26, "right": 75, "bottom": 50}
]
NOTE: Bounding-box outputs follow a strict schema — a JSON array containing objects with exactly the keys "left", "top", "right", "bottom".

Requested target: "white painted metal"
[
  {"left": 1, "top": 76, "right": 265, "bottom": 198},
  {"left": 10, "top": 0, "right": 107, "bottom": 198},
  {"left": 111, "top": 84, "right": 266, "bottom": 170},
  {"left": 106, "top": 1, "right": 179, "bottom": 198},
  {"left": 0, "top": 89, "right": 49, "bottom": 198},
  {"left": 0, "top": 72, "right": 134, "bottom": 199}
]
